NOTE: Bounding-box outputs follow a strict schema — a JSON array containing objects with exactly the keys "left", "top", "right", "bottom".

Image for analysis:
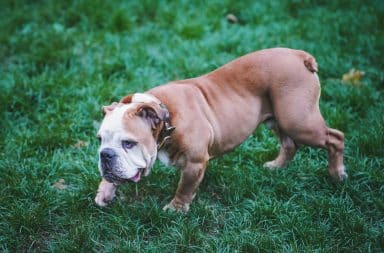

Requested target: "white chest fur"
[{"left": 157, "top": 150, "right": 172, "bottom": 166}]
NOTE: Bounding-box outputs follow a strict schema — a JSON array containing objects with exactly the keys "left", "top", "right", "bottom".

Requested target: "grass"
[{"left": 0, "top": 0, "right": 383, "bottom": 252}]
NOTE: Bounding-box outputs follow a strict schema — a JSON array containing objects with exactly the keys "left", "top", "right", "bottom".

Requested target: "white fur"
[
  {"left": 98, "top": 101, "right": 155, "bottom": 180},
  {"left": 158, "top": 150, "right": 172, "bottom": 166},
  {"left": 98, "top": 104, "right": 132, "bottom": 138}
]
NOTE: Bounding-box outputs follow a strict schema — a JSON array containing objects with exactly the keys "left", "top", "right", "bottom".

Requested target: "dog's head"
[{"left": 97, "top": 93, "right": 168, "bottom": 184}]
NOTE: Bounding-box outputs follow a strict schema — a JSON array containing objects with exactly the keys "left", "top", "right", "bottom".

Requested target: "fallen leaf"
[
  {"left": 73, "top": 140, "right": 89, "bottom": 148},
  {"left": 342, "top": 68, "right": 365, "bottom": 86},
  {"left": 226, "top": 13, "right": 238, "bottom": 23},
  {"left": 211, "top": 192, "right": 221, "bottom": 199},
  {"left": 53, "top": 178, "right": 67, "bottom": 190}
]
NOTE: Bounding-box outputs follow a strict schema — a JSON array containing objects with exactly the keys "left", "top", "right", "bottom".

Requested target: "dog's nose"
[{"left": 100, "top": 148, "right": 116, "bottom": 161}]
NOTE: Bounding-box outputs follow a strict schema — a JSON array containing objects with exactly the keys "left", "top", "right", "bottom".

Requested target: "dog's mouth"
[
  {"left": 103, "top": 168, "right": 145, "bottom": 184},
  {"left": 130, "top": 168, "right": 143, "bottom": 183}
]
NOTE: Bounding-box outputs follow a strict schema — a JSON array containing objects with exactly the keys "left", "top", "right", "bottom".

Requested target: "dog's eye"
[
  {"left": 122, "top": 140, "right": 137, "bottom": 150},
  {"left": 97, "top": 136, "right": 102, "bottom": 143}
]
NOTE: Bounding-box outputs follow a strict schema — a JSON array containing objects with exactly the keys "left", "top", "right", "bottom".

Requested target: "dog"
[{"left": 94, "top": 48, "right": 347, "bottom": 212}]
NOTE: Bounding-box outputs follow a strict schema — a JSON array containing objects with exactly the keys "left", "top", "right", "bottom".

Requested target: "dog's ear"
[
  {"left": 102, "top": 102, "right": 119, "bottom": 115},
  {"left": 102, "top": 94, "right": 134, "bottom": 115},
  {"left": 120, "top": 94, "right": 134, "bottom": 104},
  {"left": 136, "top": 102, "right": 168, "bottom": 129}
]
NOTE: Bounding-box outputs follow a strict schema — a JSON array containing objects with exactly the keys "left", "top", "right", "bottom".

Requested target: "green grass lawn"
[{"left": 1, "top": 0, "right": 383, "bottom": 252}]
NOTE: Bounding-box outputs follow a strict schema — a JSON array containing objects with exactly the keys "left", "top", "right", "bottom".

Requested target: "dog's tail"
[{"left": 298, "top": 50, "right": 318, "bottom": 73}]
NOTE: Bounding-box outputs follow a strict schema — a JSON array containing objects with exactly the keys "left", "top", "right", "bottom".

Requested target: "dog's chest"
[{"left": 157, "top": 150, "right": 172, "bottom": 166}]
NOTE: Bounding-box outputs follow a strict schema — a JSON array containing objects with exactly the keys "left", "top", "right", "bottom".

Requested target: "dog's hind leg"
[
  {"left": 269, "top": 64, "right": 346, "bottom": 180},
  {"left": 263, "top": 119, "right": 298, "bottom": 169},
  {"left": 325, "top": 127, "right": 347, "bottom": 180},
  {"left": 278, "top": 111, "right": 347, "bottom": 181}
]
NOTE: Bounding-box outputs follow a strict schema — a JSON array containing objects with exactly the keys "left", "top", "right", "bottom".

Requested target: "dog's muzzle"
[
  {"left": 103, "top": 168, "right": 145, "bottom": 184},
  {"left": 100, "top": 148, "right": 145, "bottom": 184},
  {"left": 100, "top": 148, "right": 117, "bottom": 172}
]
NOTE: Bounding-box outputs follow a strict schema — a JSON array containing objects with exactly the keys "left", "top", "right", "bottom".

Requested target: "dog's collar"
[{"left": 157, "top": 103, "right": 175, "bottom": 150}]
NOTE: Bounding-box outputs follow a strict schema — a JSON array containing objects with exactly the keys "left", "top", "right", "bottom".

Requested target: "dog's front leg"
[
  {"left": 95, "top": 179, "right": 117, "bottom": 207},
  {"left": 163, "top": 161, "right": 207, "bottom": 212}
]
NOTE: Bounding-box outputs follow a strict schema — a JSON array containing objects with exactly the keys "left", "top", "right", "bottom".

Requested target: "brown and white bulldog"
[{"left": 95, "top": 48, "right": 347, "bottom": 211}]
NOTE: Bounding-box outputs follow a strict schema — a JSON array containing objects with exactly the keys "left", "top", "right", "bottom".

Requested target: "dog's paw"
[
  {"left": 339, "top": 172, "right": 348, "bottom": 181},
  {"left": 331, "top": 171, "right": 348, "bottom": 181},
  {"left": 263, "top": 160, "right": 284, "bottom": 169},
  {"left": 329, "top": 166, "right": 348, "bottom": 181},
  {"left": 163, "top": 199, "right": 190, "bottom": 212},
  {"left": 95, "top": 190, "right": 116, "bottom": 207}
]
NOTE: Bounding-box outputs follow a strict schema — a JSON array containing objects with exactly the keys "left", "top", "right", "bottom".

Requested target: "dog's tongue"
[{"left": 131, "top": 170, "right": 142, "bottom": 183}]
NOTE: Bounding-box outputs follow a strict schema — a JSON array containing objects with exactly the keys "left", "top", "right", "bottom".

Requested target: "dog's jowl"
[{"left": 95, "top": 48, "right": 347, "bottom": 212}]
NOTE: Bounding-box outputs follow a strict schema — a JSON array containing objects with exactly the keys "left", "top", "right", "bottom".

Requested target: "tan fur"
[{"left": 96, "top": 48, "right": 347, "bottom": 211}]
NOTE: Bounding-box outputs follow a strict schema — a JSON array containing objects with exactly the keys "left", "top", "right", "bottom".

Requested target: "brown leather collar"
[{"left": 157, "top": 103, "right": 175, "bottom": 150}]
